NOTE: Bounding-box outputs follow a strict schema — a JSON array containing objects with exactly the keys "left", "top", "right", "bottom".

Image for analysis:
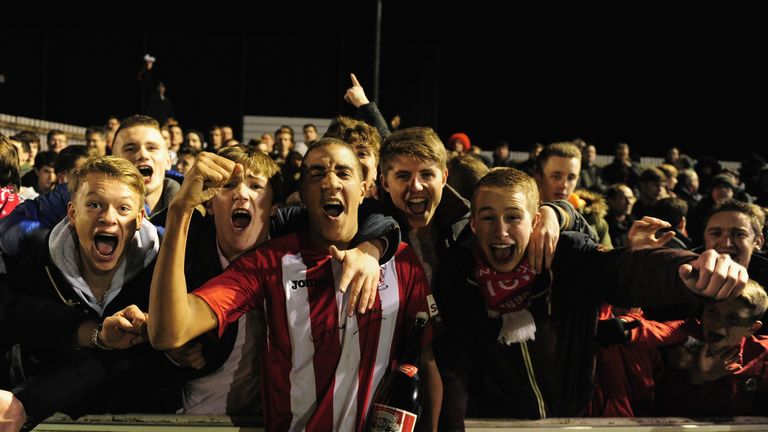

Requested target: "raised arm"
[
  {"left": 528, "top": 200, "right": 593, "bottom": 274},
  {"left": 344, "top": 73, "right": 391, "bottom": 139},
  {"left": 148, "top": 152, "right": 237, "bottom": 350}
]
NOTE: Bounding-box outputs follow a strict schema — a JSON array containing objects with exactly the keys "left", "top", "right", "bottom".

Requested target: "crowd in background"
[{"left": 0, "top": 70, "right": 766, "bottom": 432}]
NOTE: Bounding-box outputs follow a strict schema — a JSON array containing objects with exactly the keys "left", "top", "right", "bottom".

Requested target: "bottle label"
[
  {"left": 399, "top": 364, "right": 418, "bottom": 377},
  {"left": 369, "top": 403, "right": 417, "bottom": 432}
]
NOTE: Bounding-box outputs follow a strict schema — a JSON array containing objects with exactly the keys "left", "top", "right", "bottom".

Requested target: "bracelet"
[{"left": 91, "top": 323, "right": 115, "bottom": 350}]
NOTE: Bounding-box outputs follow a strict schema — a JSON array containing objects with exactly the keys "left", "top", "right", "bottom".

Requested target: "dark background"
[{"left": 1, "top": 2, "right": 767, "bottom": 161}]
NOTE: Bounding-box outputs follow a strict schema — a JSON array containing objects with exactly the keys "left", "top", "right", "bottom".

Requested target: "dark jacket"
[
  {"left": 435, "top": 233, "right": 701, "bottom": 429},
  {"left": 6, "top": 225, "right": 177, "bottom": 425},
  {"left": 140, "top": 67, "right": 175, "bottom": 126},
  {"left": 356, "top": 102, "right": 391, "bottom": 140},
  {"left": 602, "top": 160, "right": 641, "bottom": 189},
  {"left": 579, "top": 163, "right": 606, "bottom": 194},
  {"left": 0, "top": 183, "right": 70, "bottom": 258}
]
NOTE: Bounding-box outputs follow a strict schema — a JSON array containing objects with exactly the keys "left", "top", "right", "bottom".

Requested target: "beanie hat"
[{"left": 449, "top": 132, "right": 471, "bottom": 152}]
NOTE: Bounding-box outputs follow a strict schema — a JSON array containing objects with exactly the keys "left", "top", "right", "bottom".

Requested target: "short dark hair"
[
  {"left": 177, "top": 147, "right": 200, "bottom": 159},
  {"left": 85, "top": 126, "right": 107, "bottom": 139},
  {"left": 447, "top": 155, "right": 489, "bottom": 200},
  {"left": 536, "top": 142, "right": 581, "bottom": 174},
  {"left": 300, "top": 138, "right": 364, "bottom": 186},
  {"left": 33, "top": 151, "right": 57, "bottom": 170},
  {"left": 705, "top": 199, "right": 765, "bottom": 239},
  {"left": 112, "top": 115, "right": 163, "bottom": 153},
  {"left": 639, "top": 167, "right": 666, "bottom": 184},
  {"left": 12, "top": 131, "right": 40, "bottom": 147},
  {"left": 649, "top": 197, "right": 688, "bottom": 228},
  {"left": 55, "top": 145, "right": 96, "bottom": 175},
  {"left": 46, "top": 129, "right": 66, "bottom": 143},
  {"left": 606, "top": 183, "right": 632, "bottom": 201},
  {"left": 303, "top": 123, "right": 317, "bottom": 131}
]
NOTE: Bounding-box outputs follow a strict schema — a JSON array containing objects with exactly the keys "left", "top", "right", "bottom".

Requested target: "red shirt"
[
  {"left": 0, "top": 186, "right": 19, "bottom": 218},
  {"left": 194, "top": 233, "right": 436, "bottom": 431}
]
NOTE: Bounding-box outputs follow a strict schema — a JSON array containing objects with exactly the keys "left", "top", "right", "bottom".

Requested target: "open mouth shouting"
[
  {"left": 490, "top": 243, "right": 516, "bottom": 263},
  {"left": 231, "top": 208, "right": 253, "bottom": 233},
  {"left": 706, "top": 331, "right": 726, "bottom": 344},
  {"left": 93, "top": 232, "right": 120, "bottom": 261},
  {"left": 406, "top": 197, "right": 428, "bottom": 214},
  {"left": 716, "top": 247, "right": 738, "bottom": 260},
  {"left": 137, "top": 164, "right": 154, "bottom": 184},
  {"left": 322, "top": 198, "right": 345, "bottom": 218}
]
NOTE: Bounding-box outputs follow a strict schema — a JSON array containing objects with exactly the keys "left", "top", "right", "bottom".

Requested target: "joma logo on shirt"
[{"left": 289, "top": 278, "right": 326, "bottom": 290}]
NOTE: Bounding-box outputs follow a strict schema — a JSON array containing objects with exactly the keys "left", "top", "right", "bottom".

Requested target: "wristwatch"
[{"left": 91, "top": 323, "right": 115, "bottom": 350}]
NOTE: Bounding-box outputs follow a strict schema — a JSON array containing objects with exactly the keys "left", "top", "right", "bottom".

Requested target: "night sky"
[{"left": 2, "top": 2, "right": 766, "bottom": 161}]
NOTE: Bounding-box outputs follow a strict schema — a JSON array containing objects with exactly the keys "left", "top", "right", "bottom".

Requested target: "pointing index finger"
[{"left": 350, "top": 73, "right": 361, "bottom": 87}]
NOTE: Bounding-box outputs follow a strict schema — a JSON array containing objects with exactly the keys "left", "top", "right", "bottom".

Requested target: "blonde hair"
[
  {"left": 217, "top": 145, "right": 282, "bottom": 203},
  {"left": 379, "top": 127, "right": 447, "bottom": 176},
  {"left": 68, "top": 156, "right": 145, "bottom": 204},
  {"left": 472, "top": 167, "right": 540, "bottom": 216},
  {"left": 740, "top": 279, "right": 768, "bottom": 321}
]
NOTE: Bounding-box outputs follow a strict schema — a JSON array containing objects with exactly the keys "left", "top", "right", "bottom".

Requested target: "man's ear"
[
  {"left": 469, "top": 213, "right": 477, "bottom": 234},
  {"left": 441, "top": 168, "right": 449, "bottom": 186},
  {"left": 749, "top": 320, "right": 763, "bottom": 335},
  {"left": 136, "top": 207, "right": 146, "bottom": 230},
  {"left": 380, "top": 173, "right": 390, "bottom": 193},
  {"left": 532, "top": 209, "right": 542, "bottom": 230},
  {"left": 754, "top": 232, "right": 764, "bottom": 253},
  {"left": 67, "top": 201, "right": 76, "bottom": 226}
]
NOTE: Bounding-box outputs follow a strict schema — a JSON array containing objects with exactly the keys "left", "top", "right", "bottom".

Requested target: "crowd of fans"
[{"left": 0, "top": 71, "right": 766, "bottom": 432}]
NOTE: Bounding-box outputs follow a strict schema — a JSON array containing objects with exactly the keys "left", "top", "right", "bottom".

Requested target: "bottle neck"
[{"left": 400, "top": 318, "right": 427, "bottom": 367}]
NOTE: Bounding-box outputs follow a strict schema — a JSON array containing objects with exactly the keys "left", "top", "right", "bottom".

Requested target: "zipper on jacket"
[
  {"left": 546, "top": 269, "right": 553, "bottom": 316},
  {"left": 520, "top": 341, "right": 547, "bottom": 419},
  {"left": 45, "top": 265, "right": 78, "bottom": 307}
]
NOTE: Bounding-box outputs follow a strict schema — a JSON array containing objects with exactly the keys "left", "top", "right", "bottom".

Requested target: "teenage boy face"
[
  {"left": 67, "top": 174, "right": 145, "bottom": 275},
  {"left": 471, "top": 186, "right": 540, "bottom": 273},
  {"left": 49, "top": 134, "right": 68, "bottom": 153},
  {"left": 701, "top": 298, "right": 762, "bottom": 353},
  {"left": 112, "top": 126, "right": 171, "bottom": 199},
  {"left": 301, "top": 143, "right": 365, "bottom": 247},
  {"left": 705, "top": 211, "right": 764, "bottom": 267},
  {"left": 381, "top": 155, "right": 447, "bottom": 229},
  {"left": 354, "top": 144, "right": 377, "bottom": 195},
  {"left": 209, "top": 168, "right": 273, "bottom": 260},
  {"left": 536, "top": 155, "right": 580, "bottom": 202},
  {"left": 86, "top": 133, "right": 107, "bottom": 156},
  {"left": 36, "top": 165, "right": 57, "bottom": 192}
]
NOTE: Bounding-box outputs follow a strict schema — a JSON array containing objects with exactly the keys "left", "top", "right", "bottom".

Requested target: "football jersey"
[{"left": 193, "top": 232, "right": 435, "bottom": 432}]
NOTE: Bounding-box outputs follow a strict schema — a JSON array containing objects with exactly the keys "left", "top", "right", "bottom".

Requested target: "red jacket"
[
  {"left": 655, "top": 334, "right": 768, "bottom": 416},
  {"left": 590, "top": 306, "right": 692, "bottom": 417},
  {"left": 593, "top": 308, "right": 768, "bottom": 417}
]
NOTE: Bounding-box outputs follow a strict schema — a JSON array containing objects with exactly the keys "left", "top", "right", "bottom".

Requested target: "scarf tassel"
[{"left": 496, "top": 308, "right": 536, "bottom": 345}]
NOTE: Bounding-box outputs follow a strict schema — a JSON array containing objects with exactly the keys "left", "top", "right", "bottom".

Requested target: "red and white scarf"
[
  {"left": 474, "top": 244, "right": 538, "bottom": 344},
  {"left": 0, "top": 186, "right": 19, "bottom": 219}
]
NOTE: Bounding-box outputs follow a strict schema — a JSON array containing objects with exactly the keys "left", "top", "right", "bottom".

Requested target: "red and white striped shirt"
[{"left": 194, "top": 232, "right": 434, "bottom": 432}]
